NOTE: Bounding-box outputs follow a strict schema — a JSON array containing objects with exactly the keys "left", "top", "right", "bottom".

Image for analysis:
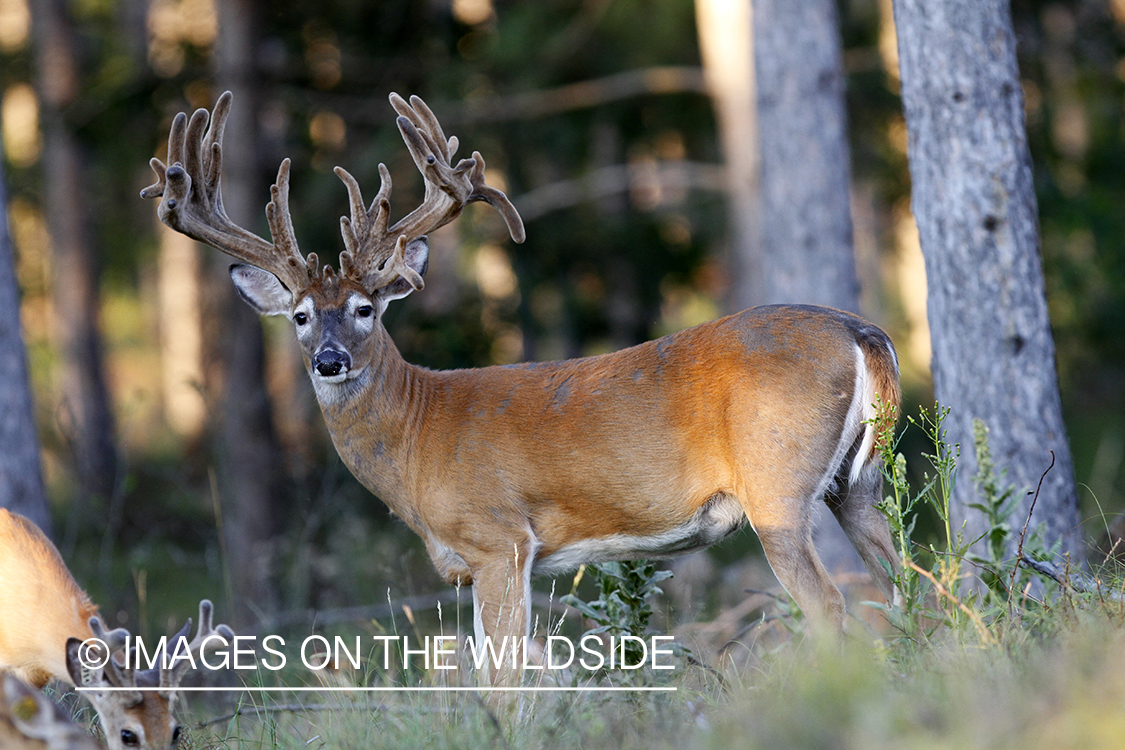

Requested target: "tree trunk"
[
  {"left": 753, "top": 0, "right": 864, "bottom": 575},
  {"left": 30, "top": 0, "right": 118, "bottom": 524},
  {"left": 699, "top": 0, "right": 866, "bottom": 575},
  {"left": 892, "top": 0, "right": 1083, "bottom": 563},
  {"left": 752, "top": 0, "right": 860, "bottom": 312},
  {"left": 0, "top": 154, "right": 51, "bottom": 534},
  {"left": 156, "top": 229, "right": 205, "bottom": 437},
  {"left": 210, "top": 0, "right": 285, "bottom": 628}
]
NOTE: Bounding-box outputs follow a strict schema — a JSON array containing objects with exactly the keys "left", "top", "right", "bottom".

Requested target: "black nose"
[{"left": 314, "top": 349, "right": 350, "bottom": 377}]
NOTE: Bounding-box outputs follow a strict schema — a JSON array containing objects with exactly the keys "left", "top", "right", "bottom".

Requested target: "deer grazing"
[
  {"left": 142, "top": 91, "right": 901, "bottom": 681},
  {"left": 0, "top": 509, "right": 234, "bottom": 749}
]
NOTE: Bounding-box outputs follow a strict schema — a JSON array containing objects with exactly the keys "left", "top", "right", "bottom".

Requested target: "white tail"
[
  {"left": 144, "top": 93, "right": 902, "bottom": 682},
  {"left": 0, "top": 509, "right": 234, "bottom": 749}
]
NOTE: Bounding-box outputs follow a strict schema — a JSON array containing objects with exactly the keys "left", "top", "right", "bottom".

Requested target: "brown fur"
[
  {"left": 300, "top": 299, "right": 903, "bottom": 676},
  {"left": 0, "top": 510, "right": 97, "bottom": 688}
]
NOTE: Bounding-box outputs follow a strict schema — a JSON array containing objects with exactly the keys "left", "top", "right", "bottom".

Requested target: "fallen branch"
[{"left": 1018, "top": 556, "right": 1125, "bottom": 602}]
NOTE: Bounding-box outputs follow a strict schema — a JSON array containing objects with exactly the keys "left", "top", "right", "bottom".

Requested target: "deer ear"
[
  {"left": 65, "top": 637, "right": 102, "bottom": 688},
  {"left": 377, "top": 237, "right": 429, "bottom": 303},
  {"left": 230, "top": 264, "right": 294, "bottom": 316}
]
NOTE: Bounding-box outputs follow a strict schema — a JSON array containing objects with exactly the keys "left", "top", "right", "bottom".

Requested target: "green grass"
[
  {"left": 112, "top": 404, "right": 1125, "bottom": 748},
  {"left": 175, "top": 601, "right": 1125, "bottom": 750}
]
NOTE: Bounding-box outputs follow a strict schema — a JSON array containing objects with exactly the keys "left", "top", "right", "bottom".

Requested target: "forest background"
[{"left": 1, "top": 0, "right": 1123, "bottom": 651}]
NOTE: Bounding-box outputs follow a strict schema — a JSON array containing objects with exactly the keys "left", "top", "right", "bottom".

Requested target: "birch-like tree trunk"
[
  {"left": 0, "top": 155, "right": 51, "bottom": 533},
  {"left": 695, "top": 0, "right": 758, "bottom": 311},
  {"left": 892, "top": 0, "right": 1083, "bottom": 563},
  {"left": 751, "top": 0, "right": 860, "bottom": 313}
]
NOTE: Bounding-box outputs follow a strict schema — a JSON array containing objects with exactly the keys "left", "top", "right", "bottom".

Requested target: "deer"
[
  {"left": 141, "top": 91, "right": 902, "bottom": 682},
  {"left": 0, "top": 508, "right": 235, "bottom": 749},
  {"left": 1, "top": 674, "right": 103, "bottom": 750}
]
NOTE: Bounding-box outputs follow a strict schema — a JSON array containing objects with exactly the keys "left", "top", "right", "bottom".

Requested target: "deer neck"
[{"left": 312, "top": 327, "right": 431, "bottom": 517}]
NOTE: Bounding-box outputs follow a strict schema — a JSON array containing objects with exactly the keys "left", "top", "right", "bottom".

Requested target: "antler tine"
[
  {"left": 265, "top": 159, "right": 305, "bottom": 268},
  {"left": 202, "top": 90, "right": 232, "bottom": 192},
  {"left": 141, "top": 92, "right": 311, "bottom": 294},
  {"left": 335, "top": 165, "right": 370, "bottom": 256},
  {"left": 161, "top": 599, "right": 234, "bottom": 691},
  {"left": 87, "top": 615, "right": 130, "bottom": 655},
  {"left": 390, "top": 93, "right": 452, "bottom": 165},
  {"left": 466, "top": 148, "right": 526, "bottom": 243},
  {"left": 86, "top": 616, "right": 137, "bottom": 690},
  {"left": 182, "top": 106, "right": 210, "bottom": 192},
  {"left": 334, "top": 163, "right": 395, "bottom": 285},
  {"left": 337, "top": 93, "right": 524, "bottom": 293},
  {"left": 390, "top": 94, "right": 525, "bottom": 244}
]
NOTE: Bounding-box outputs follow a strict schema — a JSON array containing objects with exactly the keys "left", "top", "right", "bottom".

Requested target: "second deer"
[
  {"left": 0, "top": 509, "right": 234, "bottom": 749},
  {"left": 142, "top": 92, "right": 901, "bottom": 683}
]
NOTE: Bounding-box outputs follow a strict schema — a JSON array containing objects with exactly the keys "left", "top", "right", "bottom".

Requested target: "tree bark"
[
  {"left": 30, "top": 0, "right": 118, "bottom": 518},
  {"left": 892, "top": 0, "right": 1083, "bottom": 563},
  {"left": 0, "top": 154, "right": 51, "bottom": 534},
  {"left": 210, "top": 0, "right": 285, "bottom": 628},
  {"left": 752, "top": 0, "right": 860, "bottom": 312}
]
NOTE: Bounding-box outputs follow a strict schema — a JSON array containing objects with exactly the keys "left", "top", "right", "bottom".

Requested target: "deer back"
[
  {"left": 0, "top": 510, "right": 234, "bottom": 750},
  {"left": 0, "top": 509, "right": 97, "bottom": 688}
]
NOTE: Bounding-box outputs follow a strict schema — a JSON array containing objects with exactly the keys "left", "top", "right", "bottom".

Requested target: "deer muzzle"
[{"left": 313, "top": 349, "right": 351, "bottom": 381}]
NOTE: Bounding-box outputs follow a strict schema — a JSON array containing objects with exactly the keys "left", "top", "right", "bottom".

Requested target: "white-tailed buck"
[
  {"left": 0, "top": 509, "right": 234, "bottom": 749},
  {"left": 142, "top": 92, "right": 901, "bottom": 679}
]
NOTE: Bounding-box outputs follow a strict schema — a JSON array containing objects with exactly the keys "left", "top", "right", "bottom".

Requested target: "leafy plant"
[
  {"left": 561, "top": 560, "right": 674, "bottom": 674},
  {"left": 871, "top": 402, "right": 1072, "bottom": 648},
  {"left": 873, "top": 401, "right": 969, "bottom": 638}
]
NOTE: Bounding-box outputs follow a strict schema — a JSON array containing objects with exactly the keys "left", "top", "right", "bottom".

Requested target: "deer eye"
[
  {"left": 294, "top": 312, "right": 308, "bottom": 326},
  {"left": 121, "top": 728, "right": 140, "bottom": 746},
  {"left": 356, "top": 305, "right": 374, "bottom": 318},
  {"left": 172, "top": 725, "right": 183, "bottom": 745}
]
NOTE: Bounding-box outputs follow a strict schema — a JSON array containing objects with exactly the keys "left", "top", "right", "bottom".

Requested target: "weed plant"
[{"left": 560, "top": 560, "right": 675, "bottom": 679}]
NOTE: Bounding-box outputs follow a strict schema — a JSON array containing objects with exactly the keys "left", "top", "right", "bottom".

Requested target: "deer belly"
[{"left": 532, "top": 493, "right": 745, "bottom": 576}]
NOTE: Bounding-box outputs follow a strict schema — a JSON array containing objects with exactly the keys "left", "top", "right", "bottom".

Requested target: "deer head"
[
  {"left": 141, "top": 92, "right": 524, "bottom": 398},
  {"left": 64, "top": 600, "right": 233, "bottom": 750}
]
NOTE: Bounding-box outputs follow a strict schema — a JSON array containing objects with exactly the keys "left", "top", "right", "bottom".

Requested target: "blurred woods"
[{"left": 1, "top": 0, "right": 1124, "bottom": 631}]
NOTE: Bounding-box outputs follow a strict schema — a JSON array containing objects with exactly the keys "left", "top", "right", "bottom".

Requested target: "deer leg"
[
  {"left": 754, "top": 519, "right": 847, "bottom": 635},
  {"left": 469, "top": 537, "right": 536, "bottom": 688},
  {"left": 735, "top": 432, "right": 849, "bottom": 634},
  {"left": 829, "top": 466, "right": 901, "bottom": 606}
]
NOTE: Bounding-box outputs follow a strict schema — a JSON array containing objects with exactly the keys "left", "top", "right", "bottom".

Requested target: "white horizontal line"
[{"left": 76, "top": 686, "right": 676, "bottom": 693}]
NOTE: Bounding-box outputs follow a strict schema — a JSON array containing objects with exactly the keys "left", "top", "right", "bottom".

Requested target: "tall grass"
[{"left": 183, "top": 405, "right": 1125, "bottom": 749}]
